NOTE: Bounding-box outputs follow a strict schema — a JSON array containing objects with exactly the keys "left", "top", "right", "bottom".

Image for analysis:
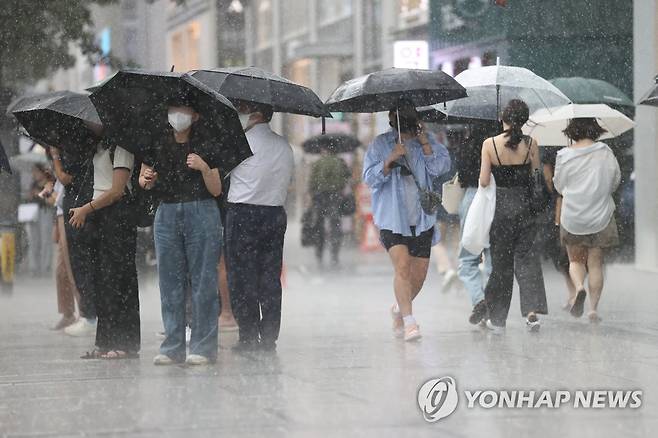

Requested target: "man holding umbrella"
[
  {"left": 363, "top": 102, "right": 451, "bottom": 342},
  {"left": 226, "top": 100, "right": 294, "bottom": 352}
]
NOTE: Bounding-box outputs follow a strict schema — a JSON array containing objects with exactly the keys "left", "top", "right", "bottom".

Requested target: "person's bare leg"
[
  {"left": 410, "top": 256, "right": 430, "bottom": 301},
  {"left": 562, "top": 271, "right": 577, "bottom": 310},
  {"left": 217, "top": 254, "right": 238, "bottom": 328},
  {"left": 388, "top": 245, "right": 413, "bottom": 317},
  {"left": 566, "top": 245, "right": 588, "bottom": 294},
  {"left": 586, "top": 247, "right": 604, "bottom": 319}
]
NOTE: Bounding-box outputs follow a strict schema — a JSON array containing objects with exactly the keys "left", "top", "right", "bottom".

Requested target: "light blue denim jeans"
[
  {"left": 154, "top": 199, "right": 221, "bottom": 362},
  {"left": 458, "top": 187, "right": 492, "bottom": 307}
]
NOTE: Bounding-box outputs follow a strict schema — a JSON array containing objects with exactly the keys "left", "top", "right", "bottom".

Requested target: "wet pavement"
[{"left": 1, "top": 224, "right": 657, "bottom": 437}]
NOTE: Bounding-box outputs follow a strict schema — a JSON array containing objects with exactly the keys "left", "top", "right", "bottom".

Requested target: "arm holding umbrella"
[
  {"left": 363, "top": 135, "right": 404, "bottom": 188},
  {"left": 417, "top": 127, "right": 451, "bottom": 179},
  {"left": 49, "top": 147, "right": 73, "bottom": 186}
]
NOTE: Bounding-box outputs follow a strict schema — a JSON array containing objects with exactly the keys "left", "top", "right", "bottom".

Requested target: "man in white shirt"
[{"left": 226, "top": 101, "right": 294, "bottom": 352}]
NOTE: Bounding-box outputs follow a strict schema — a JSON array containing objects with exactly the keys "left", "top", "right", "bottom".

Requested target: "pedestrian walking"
[
  {"left": 455, "top": 122, "right": 497, "bottom": 325},
  {"left": 141, "top": 97, "right": 223, "bottom": 366},
  {"left": 226, "top": 101, "right": 294, "bottom": 352},
  {"left": 553, "top": 118, "right": 620, "bottom": 323},
  {"left": 540, "top": 146, "right": 578, "bottom": 310},
  {"left": 362, "top": 102, "right": 451, "bottom": 342},
  {"left": 69, "top": 139, "right": 140, "bottom": 359},
  {"left": 479, "top": 99, "right": 548, "bottom": 333},
  {"left": 308, "top": 145, "right": 351, "bottom": 267}
]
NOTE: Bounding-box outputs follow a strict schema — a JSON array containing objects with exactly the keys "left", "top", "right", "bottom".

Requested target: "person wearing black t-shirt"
[{"left": 140, "top": 98, "right": 222, "bottom": 366}]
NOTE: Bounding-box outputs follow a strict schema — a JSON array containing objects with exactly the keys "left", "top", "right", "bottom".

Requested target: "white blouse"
[{"left": 553, "top": 142, "right": 620, "bottom": 235}]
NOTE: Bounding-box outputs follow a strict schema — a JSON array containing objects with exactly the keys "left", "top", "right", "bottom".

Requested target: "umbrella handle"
[
  {"left": 322, "top": 117, "right": 326, "bottom": 135},
  {"left": 396, "top": 108, "right": 402, "bottom": 144}
]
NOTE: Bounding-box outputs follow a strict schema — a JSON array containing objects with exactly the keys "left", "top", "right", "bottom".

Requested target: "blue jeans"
[
  {"left": 154, "top": 199, "right": 221, "bottom": 361},
  {"left": 458, "top": 187, "right": 492, "bottom": 307}
]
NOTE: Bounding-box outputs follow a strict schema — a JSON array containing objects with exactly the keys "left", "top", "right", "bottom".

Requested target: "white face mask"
[
  {"left": 238, "top": 113, "right": 253, "bottom": 130},
  {"left": 168, "top": 111, "right": 193, "bottom": 132}
]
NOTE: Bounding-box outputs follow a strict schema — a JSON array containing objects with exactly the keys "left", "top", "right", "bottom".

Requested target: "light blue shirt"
[{"left": 363, "top": 129, "right": 451, "bottom": 245}]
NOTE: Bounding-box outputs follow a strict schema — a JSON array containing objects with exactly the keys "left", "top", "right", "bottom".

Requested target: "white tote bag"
[
  {"left": 441, "top": 174, "right": 465, "bottom": 215},
  {"left": 461, "top": 175, "right": 496, "bottom": 255}
]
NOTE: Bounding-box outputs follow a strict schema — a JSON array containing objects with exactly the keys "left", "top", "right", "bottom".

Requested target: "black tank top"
[{"left": 490, "top": 137, "right": 532, "bottom": 188}]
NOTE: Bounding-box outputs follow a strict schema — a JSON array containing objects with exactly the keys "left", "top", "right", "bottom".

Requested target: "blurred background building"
[{"left": 6, "top": 0, "right": 658, "bottom": 271}]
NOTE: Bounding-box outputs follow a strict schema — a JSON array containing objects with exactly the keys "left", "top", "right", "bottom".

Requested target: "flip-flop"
[
  {"left": 570, "top": 289, "right": 587, "bottom": 318},
  {"left": 100, "top": 350, "right": 140, "bottom": 360}
]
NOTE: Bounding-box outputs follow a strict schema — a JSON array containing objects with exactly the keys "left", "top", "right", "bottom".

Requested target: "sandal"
[
  {"left": 100, "top": 350, "right": 139, "bottom": 360},
  {"left": 80, "top": 349, "right": 105, "bottom": 359},
  {"left": 570, "top": 289, "right": 587, "bottom": 318}
]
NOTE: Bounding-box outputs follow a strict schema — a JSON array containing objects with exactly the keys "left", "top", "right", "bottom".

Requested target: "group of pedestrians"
[
  {"left": 363, "top": 99, "right": 621, "bottom": 340},
  {"left": 45, "top": 94, "right": 293, "bottom": 363}
]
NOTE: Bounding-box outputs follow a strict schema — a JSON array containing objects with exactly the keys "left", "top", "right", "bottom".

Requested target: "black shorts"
[{"left": 379, "top": 226, "right": 434, "bottom": 258}]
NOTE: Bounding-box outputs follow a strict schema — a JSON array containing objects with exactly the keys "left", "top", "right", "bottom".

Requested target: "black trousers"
[
  {"left": 226, "top": 203, "right": 286, "bottom": 344},
  {"left": 312, "top": 192, "right": 343, "bottom": 263},
  {"left": 485, "top": 187, "right": 548, "bottom": 326},
  {"left": 63, "top": 193, "right": 96, "bottom": 319},
  {"left": 88, "top": 198, "right": 140, "bottom": 352}
]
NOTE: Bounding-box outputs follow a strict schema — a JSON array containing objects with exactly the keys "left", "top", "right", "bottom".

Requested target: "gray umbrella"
[{"left": 190, "top": 67, "right": 329, "bottom": 117}]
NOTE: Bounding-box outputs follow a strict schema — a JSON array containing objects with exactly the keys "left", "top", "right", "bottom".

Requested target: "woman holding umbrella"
[
  {"left": 140, "top": 96, "right": 223, "bottom": 366},
  {"left": 362, "top": 101, "right": 451, "bottom": 342}
]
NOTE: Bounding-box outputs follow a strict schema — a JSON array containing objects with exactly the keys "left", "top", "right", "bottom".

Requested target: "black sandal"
[
  {"left": 570, "top": 289, "right": 587, "bottom": 318},
  {"left": 100, "top": 350, "right": 139, "bottom": 360}
]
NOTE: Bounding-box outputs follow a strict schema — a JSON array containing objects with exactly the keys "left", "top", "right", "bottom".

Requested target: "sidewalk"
[{"left": 0, "top": 222, "right": 656, "bottom": 437}]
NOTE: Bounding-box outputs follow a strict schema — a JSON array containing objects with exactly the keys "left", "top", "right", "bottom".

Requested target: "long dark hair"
[{"left": 501, "top": 99, "right": 529, "bottom": 150}]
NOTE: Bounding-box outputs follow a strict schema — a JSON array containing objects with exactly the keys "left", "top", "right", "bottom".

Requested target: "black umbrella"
[
  {"left": 325, "top": 68, "right": 467, "bottom": 113},
  {"left": 0, "top": 140, "right": 10, "bottom": 174},
  {"left": 89, "top": 70, "right": 252, "bottom": 176},
  {"left": 190, "top": 67, "right": 330, "bottom": 117},
  {"left": 302, "top": 134, "right": 361, "bottom": 154},
  {"left": 10, "top": 91, "right": 102, "bottom": 154}
]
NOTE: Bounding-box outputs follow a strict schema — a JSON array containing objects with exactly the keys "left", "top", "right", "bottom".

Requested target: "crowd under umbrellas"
[{"left": 2, "top": 62, "right": 657, "bottom": 361}]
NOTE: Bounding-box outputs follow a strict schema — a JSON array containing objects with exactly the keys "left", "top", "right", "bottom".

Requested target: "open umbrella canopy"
[
  {"left": 190, "top": 67, "right": 329, "bottom": 117},
  {"left": 302, "top": 134, "right": 361, "bottom": 154},
  {"left": 550, "top": 77, "right": 633, "bottom": 107},
  {"left": 90, "top": 69, "right": 252, "bottom": 176},
  {"left": 524, "top": 104, "right": 635, "bottom": 146},
  {"left": 325, "top": 68, "right": 467, "bottom": 113},
  {"left": 434, "top": 65, "right": 571, "bottom": 121},
  {"left": 10, "top": 91, "right": 102, "bottom": 154}
]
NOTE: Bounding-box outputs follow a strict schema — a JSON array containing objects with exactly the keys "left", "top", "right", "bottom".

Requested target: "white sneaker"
[
  {"left": 485, "top": 319, "right": 505, "bottom": 335},
  {"left": 64, "top": 318, "right": 97, "bottom": 337},
  {"left": 404, "top": 323, "right": 422, "bottom": 342},
  {"left": 185, "top": 354, "right": 210, "bottom": 366},
  {"left": 153, "top": 354, "right": 176, "bottom": 366}
]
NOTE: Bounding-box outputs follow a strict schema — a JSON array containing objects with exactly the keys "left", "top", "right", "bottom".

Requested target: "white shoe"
[
  {"left": 485, "top": 319, "right": 505, "bottom": 335},
  {"left": 404, "top": 323, "right": 422, "bottom": 342},
  {"left": 64, "top": 318, "right": 97, "bottom": 337},
  {"left": 186, "top": 354, "right": 210, "bottom": 366},
  {"left": 153, "top": 354, "right": 176, "bottom": 366}
]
